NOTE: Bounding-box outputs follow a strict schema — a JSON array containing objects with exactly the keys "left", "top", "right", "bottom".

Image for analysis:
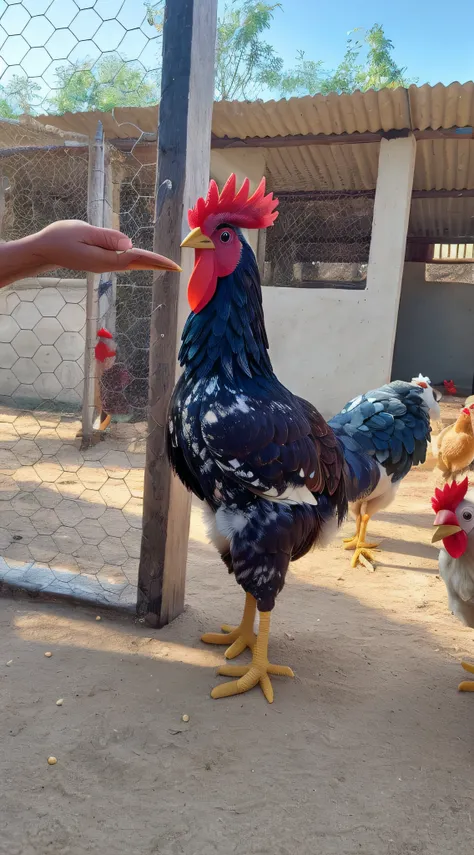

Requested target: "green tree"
[
  {"left": 47, "top": 55, "right": 159, "bottom": 114},
  {"left": 0, "top": 75, "right": 42, "bottom": 118},
  {"left": 147, "top": 0, "right": 284, "bottom": 101},
  {"left": 214, "top": 1, "right": 283, "bottom": 100},
  {"left": 0, "top": 93, "right": 17, "bottom": 119},
  {"left": 277, "top": 51, "right": 324, "bottom": 98},
  {"left": 280, "top": 25, "right": 414, "bottom": 97}
]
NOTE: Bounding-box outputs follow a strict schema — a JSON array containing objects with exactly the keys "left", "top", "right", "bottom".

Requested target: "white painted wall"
[
  {"left": 0, "top": 278, "right": 86, "bottom": 409},
  {"left": 261, "top": 137, "right": 417, "bottom": 419},
  {"left": 393, "top": 262, "right": 474, "bottom": 394},
  {"left": 262, "top": 286, "right": 393, "bottom": 419}
]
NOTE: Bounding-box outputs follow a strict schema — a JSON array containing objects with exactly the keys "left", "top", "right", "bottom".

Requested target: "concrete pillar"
[
  {"left": 210, "top": 148, "right": 266, "bottom": 254},
  {"left": 366, "top": 134, "right": 416, "bottom": 382}
]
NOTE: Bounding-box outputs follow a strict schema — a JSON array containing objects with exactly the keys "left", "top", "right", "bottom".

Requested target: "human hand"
[{"left": 29, "top": 220, "right": 181, "bottom": 274}]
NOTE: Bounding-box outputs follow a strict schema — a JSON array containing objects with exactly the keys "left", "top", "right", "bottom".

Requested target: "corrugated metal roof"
[
  {"left": 265, "top": 143, "right": 379, "bottom": 192},
  {"left": 35, "top": 82, "right": 474, "bottom": 142},
  {"left": 215, "top": 82, "right": 474, "bottom": 137},
  {"left": 35, "top": 106, "right": 159, "bottom": 141},
  {"left": 26, "top": 83, "right": 474, "bottom": 240},
  {"left": 409, "top": 82, "right": 474, "bottom": 131},
  {"left": 263, "top": 138, "right": 474, "bottom": 193},
  {"left": 0, "top": 117, "right": 81, "bottom": 149},
  {"left": 409, "top": 197, "right": 474, "bottom": 240},
  {"left": 212, "top": 88, "right": 410, "bottom": 137},
  {"left": 415, "top": 138, "right": 474, "bottom": 190}
]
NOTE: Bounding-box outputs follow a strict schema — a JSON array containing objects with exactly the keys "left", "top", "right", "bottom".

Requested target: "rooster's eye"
[
  {"left": 463, "top": 510, "right": 473, "bottom": 521},
  {"left": 220, "top": 231, "right": 231, "bottom": 243}
]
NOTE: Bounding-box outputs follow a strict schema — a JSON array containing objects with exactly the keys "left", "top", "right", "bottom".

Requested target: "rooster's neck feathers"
[{"left": 178, "top": 236, "right": 273, "bottom": 382}]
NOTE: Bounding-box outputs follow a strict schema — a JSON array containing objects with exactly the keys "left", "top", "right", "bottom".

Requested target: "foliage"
[
  {"left": 0, "top": 56, "right": 158, "bottom": 118},
  {"left": 279, "top": 25, "right": 415, "bottom": 97},
  {"left": 215, "top": 1, "right": 283, "bottom": 100},
  {"left": 144, "top": 1, "right": 164, "bottom": 32},
  {"left": 0, "top": 75, "right": 41, "bottom": 118},
  {"left": 147, "top": 0, "right": 284, "bottom": 101},
  {"left": 48, "top": 56, "right": 159, "bottom": 114},
  {"left": 0, "top": 1, "right": 414, "bottom": 119}
]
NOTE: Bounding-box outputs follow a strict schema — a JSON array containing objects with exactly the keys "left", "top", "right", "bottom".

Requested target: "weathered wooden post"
[
  {"left": 82, "top": 121, "right": 105, "bottom": 444},
  {"left": 138, "top": 0, "right": 218, "bottom": 626}
]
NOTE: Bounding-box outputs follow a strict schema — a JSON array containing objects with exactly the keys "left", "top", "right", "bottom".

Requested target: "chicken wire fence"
[
  {"left": 0, "top": 0, "right": 164, "bottom": 610},
  {"left": 263, "top": 192, "right": 374, "bottom": 289}
]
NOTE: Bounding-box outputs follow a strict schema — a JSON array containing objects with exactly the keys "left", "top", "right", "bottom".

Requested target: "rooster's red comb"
[
  {"left": 188, "top": 174, "right": 279, "bottom": 235},
  {"left": 432, "top": 478, "right": 469, "bottom": 513}
]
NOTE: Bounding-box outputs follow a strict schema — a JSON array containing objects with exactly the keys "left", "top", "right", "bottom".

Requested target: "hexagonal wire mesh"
[
  {"left": 264, "top": 192, "right": 374, "bottom": 289},
  {"left": 0, "top": 0, "right": 164, "bottom": 609}
]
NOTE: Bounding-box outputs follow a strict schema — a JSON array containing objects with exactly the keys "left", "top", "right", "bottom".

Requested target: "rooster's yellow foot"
[
  {"left": 459, "top": 660, "right": 474, "bottom": 692},
  {"left": 212, "top": 660, "right": 294, "bottom": 703},
  {"left": 201, "top": 592, "right": 256, "bottom": 659},
  {"left": 343, "top": 516, "right": 361, "bottom": 550},
  {"left": 351, "top": 545, "right": 378, "bottom": 570},
  {"left": 201, "top": 623, "right": 256, "bottom": 659},
  {"left": 344, "top": 536, "right": 379, "bottom": 552},
  {"left": 210, "top": 609, "right": 294, "bottom": 703}
]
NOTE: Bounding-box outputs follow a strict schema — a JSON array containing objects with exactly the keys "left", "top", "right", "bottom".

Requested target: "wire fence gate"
[
  {"left": 0, "top": 0, "right": 378, "bottom": 615},
  {"left": 0, "top": 0, "right": 165, "bottom": 611}
]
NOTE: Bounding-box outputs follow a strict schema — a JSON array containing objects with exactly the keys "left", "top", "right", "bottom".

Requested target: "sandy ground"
[{"left": 2, "top": 448, "right": 474, "bottom": 853}]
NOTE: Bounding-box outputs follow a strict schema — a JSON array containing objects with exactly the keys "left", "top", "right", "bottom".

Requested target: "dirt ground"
[{"left": 2, "top": 435, "right": 474, "bottom": 854}]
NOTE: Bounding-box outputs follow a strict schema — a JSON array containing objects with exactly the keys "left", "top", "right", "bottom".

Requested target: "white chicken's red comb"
[
  {"left": 188, "top": 174, "right": 279, "bottom": 235},
  {"left": 432, "top": 478, "right": 469, "bottom": 513}
]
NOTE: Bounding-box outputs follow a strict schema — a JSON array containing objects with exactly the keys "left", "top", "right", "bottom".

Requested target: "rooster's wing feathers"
[
  {"left": 329, "top": 381, "right": 431, "bottom": 487},
  {"left": 200, "top": 384, "right": 345, "bottom": 508}
]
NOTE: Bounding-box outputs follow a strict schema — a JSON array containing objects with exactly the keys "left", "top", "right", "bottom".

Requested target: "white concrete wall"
[
  {"left": 262, "top": 286, "right": 399, "bottom": 419},
  {"left": 261, "top": 137, "right": 416, "bottom": 419},
  {"left": 0, "top": 278, "right": 86, "bottom": 409},
  {"left": 393, "top": 262, "right": 474, "bottom": 394}
]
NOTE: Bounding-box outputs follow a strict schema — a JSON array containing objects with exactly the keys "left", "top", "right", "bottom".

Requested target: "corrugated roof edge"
[{"left": 34, "top": 81, "right": 474, "bottom": 142}]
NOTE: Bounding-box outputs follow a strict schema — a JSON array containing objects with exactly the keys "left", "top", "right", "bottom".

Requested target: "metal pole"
[{"left": 81, "top": 121, "right": 105, "bottom": 445}]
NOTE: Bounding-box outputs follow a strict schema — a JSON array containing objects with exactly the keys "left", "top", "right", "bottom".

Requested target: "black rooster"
[{"left": 167, "top": 175, "right": 377, "bottom": 702}]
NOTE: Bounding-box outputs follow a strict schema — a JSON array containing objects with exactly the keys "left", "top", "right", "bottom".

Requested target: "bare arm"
[{"left": 0, "top": 220, "right": 181, "bottom": 289}]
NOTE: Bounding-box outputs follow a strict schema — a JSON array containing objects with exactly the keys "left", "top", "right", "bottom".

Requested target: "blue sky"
[
  {"left": 263, "top": 0, "right": 473, "bottom": 88},
  {"left": 0, "top": 0, "right": 471, "bottom": 103}
]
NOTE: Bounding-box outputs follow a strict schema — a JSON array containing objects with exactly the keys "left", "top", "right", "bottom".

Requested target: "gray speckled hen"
[{"left": 329, "top": 375, "right": 441, "bottom": 569}]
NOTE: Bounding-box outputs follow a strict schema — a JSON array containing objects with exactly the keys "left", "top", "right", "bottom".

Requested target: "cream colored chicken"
[{"left": 435, "top": 404, "right": 474, "bottom": 480}]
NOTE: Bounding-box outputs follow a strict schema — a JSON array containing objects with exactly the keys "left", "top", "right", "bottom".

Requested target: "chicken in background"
[
  {"left": 431, "top": 478, "right": 474, "bottom": 691},
  {"left": 94, "top": 327, "right": 131, "bottom": 431},
  {"left": 434, "top": 403, "right": 474, "bottom": 481},
  {"left": 328, "top": 374, "right": 441, "bottom": 569}
]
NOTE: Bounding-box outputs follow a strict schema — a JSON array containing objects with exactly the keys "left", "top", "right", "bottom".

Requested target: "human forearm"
[
  {"left": 0, "top": 234, "right": 53, "bottom": 288},
  {"left": 0, "top": 221, "right": 181, "bottom": 289}
]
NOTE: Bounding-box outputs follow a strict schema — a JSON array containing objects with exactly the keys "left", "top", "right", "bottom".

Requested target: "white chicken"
[{"left": 432, "top": 477, "right": 474, "bottom": 690}]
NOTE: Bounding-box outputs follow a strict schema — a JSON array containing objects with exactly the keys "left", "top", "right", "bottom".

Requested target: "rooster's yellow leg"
[
  {"left": 211, "top": 610, "right": 294, "bottom": 703},
  {"left": 351, "top": 513, "right": 379, "bottom": 569},
  {"left": 459, "top": 660, "right": 474, "bottom": 692},
  {"left": 201, "top": 592, "right": 257, "bottom": 659},
  {"left": 343, "top": 515, "right": 361, "bottom": 550}
]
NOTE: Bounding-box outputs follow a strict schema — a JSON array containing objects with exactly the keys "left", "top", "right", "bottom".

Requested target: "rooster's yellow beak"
[
  {"left": 432, "top": 524, "right": 462, "bottom": 543},
  {"left": 181, "top": 227, "right": 215, "bottom": 250}
]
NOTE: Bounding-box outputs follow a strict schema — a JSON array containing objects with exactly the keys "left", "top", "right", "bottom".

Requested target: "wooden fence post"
[
  {"left": 82, "top": 121, "right": 105, "bottom": 445},
  {"left": 137, "top": 0, "right": 218, "bottom": 626}
]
